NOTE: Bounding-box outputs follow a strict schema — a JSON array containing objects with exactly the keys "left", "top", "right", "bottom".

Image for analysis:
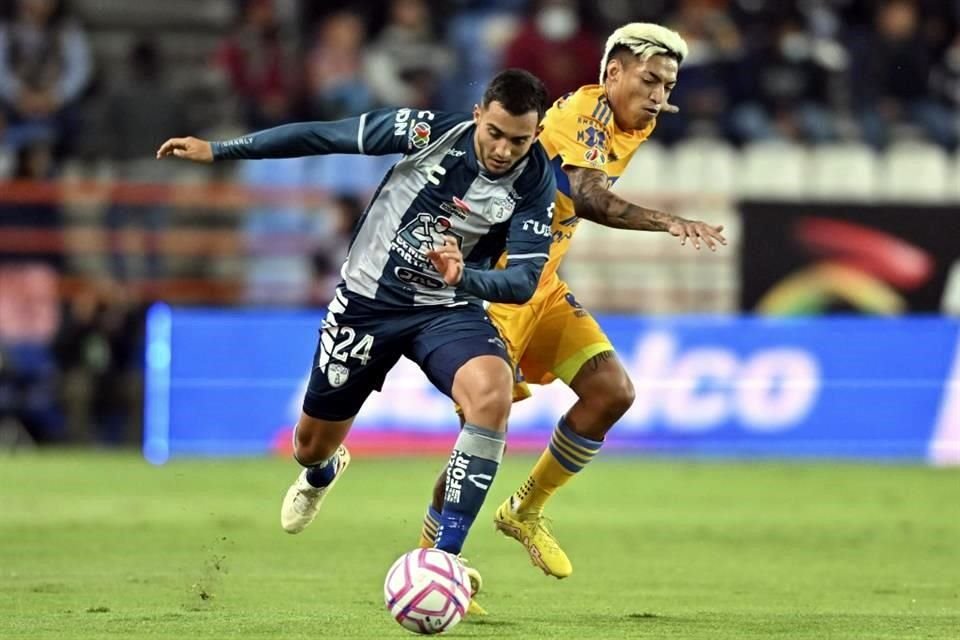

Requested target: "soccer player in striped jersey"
[
  {"left": 420, "top": 24, "right": 728, "bottom": 585},
  {"left": 158, "top": 70, "right": 556, "bottom": 599}
]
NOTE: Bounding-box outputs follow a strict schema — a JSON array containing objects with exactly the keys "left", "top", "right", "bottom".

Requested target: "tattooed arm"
[{"left": 566, "top": 165, "right": 727, "bottom": 250}]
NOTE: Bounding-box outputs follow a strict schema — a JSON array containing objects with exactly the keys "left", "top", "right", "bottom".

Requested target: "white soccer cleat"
[{"left": 280, "top": 445, "right": 351, "bottom": 534}]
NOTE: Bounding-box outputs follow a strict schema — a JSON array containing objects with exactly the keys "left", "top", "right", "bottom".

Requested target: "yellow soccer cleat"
[
  {"left": 460, "top": 558, "right": 488, "bottom": 617},
  {"left": 494, "top": 499, "right": 572, "bottom": 579}
]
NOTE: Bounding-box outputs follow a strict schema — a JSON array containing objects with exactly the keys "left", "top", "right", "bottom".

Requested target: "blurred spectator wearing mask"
[
  {"left": 216, "top": 0, "right": 299, "bottom": 129},
  {"left": 0, "top": 0, "right": 92, "bottom": 157},
  {"left": 730, "top": 16, "right": 846, "bottom": 143},
  {"left": 304, "top": 11, "right": 375, "bottom": 121},
  {"left": 850, "top": 0, "right": 958, "bottom": 150},
  {"left": 502, "top": 0, "right": 599, "bottom": 101},
  {"left": 364, "top": 0, "right": 454, "bottom": 109},
  {"left": 656, "top": 0, "right": 741, "bottom": 142},
  {"left": 99, "top": 39, "right": 189, "bottom": 284}
]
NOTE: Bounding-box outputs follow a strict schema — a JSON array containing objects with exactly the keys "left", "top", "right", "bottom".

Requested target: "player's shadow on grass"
[{"left": 464, "top": 618, "right": 518, "bottom": 627}]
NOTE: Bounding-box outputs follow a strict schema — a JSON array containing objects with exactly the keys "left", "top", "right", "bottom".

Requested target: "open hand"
[
  {"left": 668, "top": 220, "right": 727, "bottom": 251},
  {"left": 156, "top": 136, "right": 213, "bottom": 163},
  {"left": 425, "top": 236, "right": 464, "bottom": 285}
]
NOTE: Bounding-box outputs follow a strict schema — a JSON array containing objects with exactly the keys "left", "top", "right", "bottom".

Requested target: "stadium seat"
[
  {"left": 613, "top": 140, "right": 665, "bottom": 195},
  {"left": 877, "top": 141, "right": 950, "bottom": 201},
  {"left": 951, "top": 152, "right": 960, "bottom": 201},
  {"left": 736, "top": 141, "right": 809, "bottom": 199},
  {"left": 808, "top": 143, "right": 878, "bottom": 200},
  {"left": 665, "top": 138, "right": 738, "bottom": 196}
]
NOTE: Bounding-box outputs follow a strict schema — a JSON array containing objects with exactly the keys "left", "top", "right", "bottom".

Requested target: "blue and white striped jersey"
[{"left": 213, "top": 108, "right": 556, "bottom": 308}]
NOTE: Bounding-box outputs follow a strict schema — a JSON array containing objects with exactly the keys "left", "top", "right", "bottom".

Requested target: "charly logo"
[{"left": 327, "top": 363, "right": 349, "bottom": 388}]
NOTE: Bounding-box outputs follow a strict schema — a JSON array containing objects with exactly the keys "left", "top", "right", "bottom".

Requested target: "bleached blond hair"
[{"left": 600, "top": 23, "right": 689, "bottom": 84}]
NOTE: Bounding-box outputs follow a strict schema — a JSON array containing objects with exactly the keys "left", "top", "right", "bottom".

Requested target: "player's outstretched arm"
[
  {"left": 566, "top": 165, "right": 727, "bottom": 251},
  {"left": 156, "top": 137, "right": 213, "bottom": 163},
  {"left": 157, "top": 109, "right": 435, "bottom": 163}
]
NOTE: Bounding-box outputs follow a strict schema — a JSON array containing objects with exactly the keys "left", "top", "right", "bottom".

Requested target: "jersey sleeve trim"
[
  {"left": 508, "top": 252, "right": 550, "bottom": 260},
  {"left": 357, "top": 112, "right": 367, "bottom": 153}
]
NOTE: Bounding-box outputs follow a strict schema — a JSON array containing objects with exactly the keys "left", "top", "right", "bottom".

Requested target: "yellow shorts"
[{"left": 488, "top": 277, "right": 613, "bottom": 402}]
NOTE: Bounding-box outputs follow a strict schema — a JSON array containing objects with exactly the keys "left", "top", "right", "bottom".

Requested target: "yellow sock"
[
  {"left": 514, "top": 419, "right": 603, "bottom": 515},
  {"left": 418, "top": 505, "right": 441, "bottom": 548}
]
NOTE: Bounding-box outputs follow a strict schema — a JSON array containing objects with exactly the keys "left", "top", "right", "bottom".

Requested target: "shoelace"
[{"left": 518, "top": 513, "right": 562, "bottom": 552}]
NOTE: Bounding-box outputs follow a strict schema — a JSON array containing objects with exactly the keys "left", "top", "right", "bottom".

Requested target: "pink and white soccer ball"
[{"left": 384, "top": 548, "right": 472, "bottom": 634}]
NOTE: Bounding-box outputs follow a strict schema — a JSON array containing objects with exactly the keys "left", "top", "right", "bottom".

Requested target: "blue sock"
[
  {"left": 304, "top": 453, "right": 339, "bottom": 488},
  {"left": 435, "top": 424, "right": 506, "bottom": 555}
]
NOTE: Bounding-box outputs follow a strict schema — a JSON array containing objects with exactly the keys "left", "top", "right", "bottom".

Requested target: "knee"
[
  {"left": 606, "top": 373, "right": 636, "bottom": 418},
  {"left": 294, "top": 425, "right": 338, "bottom": 464},
  {"left": 452, "top": 357, "right": 513, "bottom": 428},
  {"left": 584, "top": 369, "right": 635, "bottom": 422},
  {"left": 460, "top": 382, "right": 512, "bottom": 427}
]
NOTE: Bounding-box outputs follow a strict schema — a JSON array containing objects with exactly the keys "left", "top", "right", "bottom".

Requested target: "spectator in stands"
[
  {"left": 100, "top": 39, "right": 188, "bottom": 284},
  {"left": 655, "top": 0, "right": 741, "bottom": 142},
  {"left": 729, "top": 16, "right": 843, "bottom": 143},
  {"left": 309, "top": 195, "right": 364, "bottom": 306},
  {"left": 501, "top": 0, "right": 599, "bottom": 101},
  {"left": 0, "top": 140, "right": 63, "bottom": 444},
  {"left": 216, "top": 0, "right": 299, "bottom": 129},
  {"left": 0, "top": 0, "right": 92, "bottom": 158},
  {"left": 850, "top": 0, "right": 958, "bottom": 150},
  {"left": 0, "top": 110, "right": 14, "bottom": 177},
  {"left": 364, "top": 0, "right": 453, "bottom": 109},
  {"left": 55, "top": 282, "right": 141, "bottom": 444},
  {"left": 304, "top": 11, "right": 375, "bottom": 121},
  {"left": 0, "top": 141, "right": 62, "bottom": 270}
]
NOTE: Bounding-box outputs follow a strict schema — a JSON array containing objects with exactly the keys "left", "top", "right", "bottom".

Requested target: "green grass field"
[{"left": 1, "top": 452, "right": 958, "bottom": 639}]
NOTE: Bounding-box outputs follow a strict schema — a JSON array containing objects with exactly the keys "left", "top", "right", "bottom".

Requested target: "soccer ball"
[{"left": 384, "top": 548, "right": 472, "bottom": 634}]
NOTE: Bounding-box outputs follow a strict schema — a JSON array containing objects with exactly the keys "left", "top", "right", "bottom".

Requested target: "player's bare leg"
[
  {"left": 280, "top": 411, "right": 354, "bottom": 533},
  {"left": 496, "top": 350, "right": 633, "bottom": 577}
]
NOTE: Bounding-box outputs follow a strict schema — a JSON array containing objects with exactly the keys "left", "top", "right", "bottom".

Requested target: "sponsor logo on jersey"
[
  {"left": 522, "top": 219, "right": 552, "bottom": 238},
  {"left": 440, "top": 196, "right": 472, "bottom": 220},
  {"left": 577, "top": 123, "right": 607, "bottom": 150},
  {"left": 391, "top": 213, "right": 463, "bottom": 288},
  {"left": 395, "top": 266, "right": 446, "bottom": 289},
  {"left": 584, "top": 147, "right": 606, "bottom": 167}
]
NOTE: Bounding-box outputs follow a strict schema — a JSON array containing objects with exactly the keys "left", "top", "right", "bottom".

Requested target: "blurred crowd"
[{"left": 0, "top": 0, "right": 959, "bottom": 447}]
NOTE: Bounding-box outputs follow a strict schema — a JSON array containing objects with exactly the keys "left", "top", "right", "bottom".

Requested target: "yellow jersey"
[{"left": 500, "top": 85, "right": 654, "bottom": 287}]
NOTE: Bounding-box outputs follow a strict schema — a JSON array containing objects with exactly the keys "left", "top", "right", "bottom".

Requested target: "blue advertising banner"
[{"left": 144, "top": 306, "right": 960, "bottom": 465}]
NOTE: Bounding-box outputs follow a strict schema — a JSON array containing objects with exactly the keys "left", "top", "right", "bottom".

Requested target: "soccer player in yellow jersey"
[{"left": 418, "top": 23, "right": 727, "bottom": 597}]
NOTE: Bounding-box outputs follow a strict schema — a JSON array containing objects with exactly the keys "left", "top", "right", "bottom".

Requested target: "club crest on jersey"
[
  {"left": 327, "top": 363, "right": 349, "bottom": 388},
  {"left": 490, "top": 195, "right": 517, "bottom": 220},
  {"left": 409, "top": 121, "right": 431, "bottom": 148}
]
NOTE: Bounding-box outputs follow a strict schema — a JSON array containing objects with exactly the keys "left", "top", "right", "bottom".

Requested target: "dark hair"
[{"left": 482, "top": 69, "right": 549, "bottom": 120}]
